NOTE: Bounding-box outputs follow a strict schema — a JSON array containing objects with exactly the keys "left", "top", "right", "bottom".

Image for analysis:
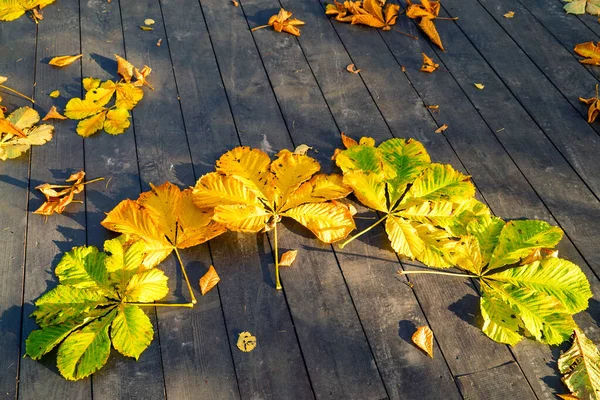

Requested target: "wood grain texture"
[{"left": 456, "top": 362, "right": 536, "bottom": 399}]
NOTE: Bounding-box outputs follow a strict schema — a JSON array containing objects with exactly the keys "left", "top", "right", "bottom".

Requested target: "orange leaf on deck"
[
  {"left": 419, "top": 18, "right": 444, "bottom": 51},
  {"left": 580, "top": 84, "right": 600, "bottom": 123},
  {"left": 434, "top": 123, "right": 448, "bottom": 133},
  {"left": 34, "top": 171, "right": 103, "bottom": 216},
  {"left": 279, "top": 250, "right": 298, "bottom": 267},
  {"left": 341, "top": 132, "right": 358, "bottom": 148},
  {"left": 412, "top": 325, "right": 434, "bottom": 358},
  {"left": 420, "top": 52, "right": 439, "bottom": 73},
  {"left": 574, "top": 41, "right": 600, "bottom": 65},
  {"left": 346, "top": 63, "right": 361, "bottom": 74},
  {"left": 42, "top": 106, "right": 67, "bottom": 121},
  {"left": 199, "top": 265, "right": 220, "bottom": 295},
  {"left": 259, "top": 8, "right": 305, "bottom": 37},
  {"left": 115, "top": 54, "right": 135, "bottom": 83},
  {"left": 48, "top": 54, "right": 83, "bottom": 67}
]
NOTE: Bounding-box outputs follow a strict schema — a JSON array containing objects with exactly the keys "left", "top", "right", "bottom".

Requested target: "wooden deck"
[{"left": 1, "top": 0, "right": 599, "bottom": 398}]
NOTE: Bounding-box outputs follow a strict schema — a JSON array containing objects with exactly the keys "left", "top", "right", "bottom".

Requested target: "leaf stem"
[
  {"left": 82, "top": 177, "right": 105, "bottom": 185},
  {"left": 173, "top": 247, "right": 197, "bottom": 305},
  {"left": 125, "top": 302, "right": 194, "bottom": 308},
  {"left": 0, "top": 84, "right": 35, "bottom": 103},
  {"left": 398, "top": 270, "right": 478, "bottom": 278},
  {"left": 274, "top": 223, "right": 282, "bottom": 290},
  {"left": 339, "top": 214, "right": 388, "bottom": 249},
  {"left": 251, "top": 24, "right": 270, "bottom": 32},
  {"left": 392, "top": 28, "right": 419, "bottom": 40},
  {"left": 436, "top": 16, "right": 459, "bottom": 20}
]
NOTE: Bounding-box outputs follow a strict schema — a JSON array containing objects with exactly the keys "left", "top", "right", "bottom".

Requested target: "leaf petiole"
[
  {"left": 398, "top": 269, "right": 478, "bottom": 278},
  {"left": 173, "top": 247, "right": 198, "bottom": 304},
  {"left": 251, "top": 24, "right": 270, "bottom": 32},
  {"left": 274, "top": 222, "right": 282, "bottom": 290},
  {"left": 125, "top": 302, "right": 194, "bottom": 308},
  {"left": 339, "top": 214, "right": 388, "bottom": 249},
  {"left": 0, "top": 84, "right": 35, "bottom": 103}
]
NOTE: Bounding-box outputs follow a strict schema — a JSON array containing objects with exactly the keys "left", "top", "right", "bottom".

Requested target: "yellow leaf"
[
  {"left": 504, "top": 10, "right": 515, "bottom": 18},
  {"left": 282, "top": 201, "right": 355, "bottom": 243},
  {"left": 0, "top": 117, "right": 27, "bottom": 138},
  {"left": 580, "top": 85, "right": 600, "bottom": 123},
  {"left": 575, "top": 41, "right": 600, "bottom": 65},
  {"left": 144, "top": 18, "right": 155, "bottom": 25},
  {"left": 49, "top": 54, "right": 83, "bottom": 67},
  {"left": 262, "top": 8, "right": 305, "bottom": 37},
  {"left": 1, "top": 107, "right": 53, "bottom": 161},
  {"left": 0, "top": 76, "right": 7, "bottom": 85},
  {"left": 103, "top": 108, "right": 130, "bottom": 135},
  {"left": 115, "top": 54, "right": 135, "bottom": 83},
  {"left": 42, "top": 106, "right": 67, "bottom": 121},
  {"left": 65, "top": 98, "right": 106, "bottom": 120},
  {"left": 412, "top": 326, "right": 434, "bottom": 358},
  {"left": 279, "top": 250, "right": 298, "bottom": 267},
  {"left": 199, "top": 265, "right": 220, "bottom": 295},
  {"left": 474, "top": 83, "right": 485, "bottom": 89},
  {"left": 76, "top": 111, "right": 107, "bottom": 137},
  {"left": 419, "top": 18, "right": 444, "bottom": 51},
  {"left": 133, "top": 66, "right": 153, "bottom": 89},
  {"left": 115, "top": 82, "right": 144, "bottom": 110},
  {"left": 236, "top": 331, "right": 257, "bottom": 352},
  {"left": 434, "top": 123, "right": 448, "bottom": 134},
  {"left": 139, "top": 26, "right": 154, "bottom": 31},
  {"left": 346, "top": 63, "right": 361, "bottom": 74},
  {"left": 33, "top": 171, "right": 102, "bottom": 215},
  {"left": 420, "top": 53, "right": 439, "bottom": 73},
  {"left": 0, "top": 0, "right": 56, "bottom": 21},
  {"left": 49, "top": 90, "right": 60, "bottom": 98},
  {"left": 341, "top": 132, "right": 358, "bottom": 148},
  {"left": 82, "top": 77, "right": 101, "bottom": 92}
]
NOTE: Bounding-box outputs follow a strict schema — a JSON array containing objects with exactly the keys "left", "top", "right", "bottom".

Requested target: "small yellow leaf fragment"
[
  {"left": 420, "top": 53, "right": 439, "bottom": 73},
  {"left": 474, "top": 83, "right": 485, "bottom": 89},
  {"left": 294, "top": 144, "right": 312, "bottom": 155},
  {"left": 199, "top": 265, "right": 220, "bottom": 296},
  {"left": 556, "top": 395, "right": 579, "bottom": 400},
  {"left": 346, "top": 63, "right": 361, "bottom": 74},
  {"left": 434, "top": 124, "right": 448, "bottom": 134},
  {"left": 140, "top": 26, "right": 154, "bottom": 31},
  {"left": 427, "top": 104, "right": 439, "bottom": 111},
  {"left": 49, "top": 54, "right": 83, "bottom": 67},
  {"left": 232, "top": 0, "right": 239, "bottom": 6},
  {"left": 157, "top": 39, "right": 163, "bottom": 47},
  {"left": 144, "top": 18, "right": 155, "bottom": 25},
  {"left": 401, "top": 65, "right": 407, "bottom": 72},
  {"left": 42, "top": 106, "right": 67, "bottom": 121},
  {"left": 237, "top": 331, "right": 257, "bottom": 352},
  {"left": 49, "top": 90, "right": 60, "bottom": 98},
  {"left": 279, "top": 250, "right": 298, "bottom": 267},
  {"left": 412, "top": 325, "right": 434, "bottom": 358},
  {"left": 82, "top": 77, "right": 101, "bottom": 92},
  {"left": 504, "top": 11, "right": 515, "bottom": 18},
  {"left": 0, "top": 76, "right": 8, "bottom": 85}
]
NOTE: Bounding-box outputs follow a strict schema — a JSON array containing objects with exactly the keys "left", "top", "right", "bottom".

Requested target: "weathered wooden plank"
[
  {"left": 0, "top": 14, "right": 36, "bottom": 400},
  {"left": 78, "top": 1, "right": 166, "bottom": 398},
  {"left": 238, "top": 0, "right": 462, "bottom": 398},
  {"left": 18, "top": 0, "right": 91, "bottom": 398},
  {"left": 456, "top": 362, "right": 536, "bottom": 400},
  {"left": 440, "top": 0, "right": 600, "bottom": 200},
  {"left": 199, "top": 0, "right": 388, "bottom": 397},
  {"left": 116, "top": 1, "right": 242, "bottom": 399}
]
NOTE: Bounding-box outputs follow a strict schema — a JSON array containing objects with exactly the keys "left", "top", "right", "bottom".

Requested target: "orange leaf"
[
  {"left": 279, "top": 250, "right": 298, "bottom": 267},
  {"left": 412, "top": 325, "right": 434, "bottom": 358},
  {"left": 115, "top": 54, "right": 135, "bottom": 83},
  {"left": 419, "top": 18, "right": 444, "bottom": 51},
  {"left": 346, "top": 63, "right": 361, "bottom": 74},
  {"left": 574, "top": 41, "right": 600, "bottom": 65},
  {"left": 341, "top": 132, "right": 358, "bottom": 148},
  {"left": 434, "top": 123, "right": 448, "bottom": 133},
  {"left": 199, "top": 265, "right": 220, "bottom": 295},
  {"left": 42, "top": 106, "right": 67, "bottom": 121},
  {"left": 503, "top": 11, "right": 515, "bottom": 18},
  {"left": 33, "top": 171, "right": 102, "bottom": 216},
  {"left": 48, "top": 54, "right": 83, "bottom": 67},
  {"left": 0, "top": 118, "right": 27, "bottom": 138},
  {"left": 261, "top": 8, "right": 305, "bottom": 37},
  {"left": 580, "top": 85, "right": 600, "bottom": 123},
  {"left": 420, "top": 52, "right": 439, "bottom": 73}
]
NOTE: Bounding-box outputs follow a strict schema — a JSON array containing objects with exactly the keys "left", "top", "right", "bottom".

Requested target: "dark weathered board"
[
  {"left": 456, "top": 362, "right": 536, "bottom": 400},
  {"left": 17, "top": 0, "right": 91, "bottom": 398},
  {"left": 159, "top": 0, "right": 311, "bottom": 398},
  {"left": 0, "top": 14, "right": 36, "bottom": 400},
  {"left": 78, "top": 1, "right": 166, "bottom": 399}
]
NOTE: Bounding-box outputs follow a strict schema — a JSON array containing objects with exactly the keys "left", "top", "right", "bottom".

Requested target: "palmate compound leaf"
[
  {"left": 25, "top": 236, "right": 169, "bottom": 380},
  {"left": 335, "top": 134, "right": 482, "bottom": 268},
  {"left": 325, "top": 0, "right": 400, "bottom": 31},
  {"left": 0, "top": 106, "right": 53, "bottom": 160},
  {"left": 558, "top": 328, "right": 600, "bottom": 400},
  {"left": 101, "top": 181, "right": 227, "bottom": 303},
  {"left": 450, "top": 216, "right": 592, "bottom": 346},
  {"left": 192, "top": 146, "right": 355, "bottom": 289},
  {"left": 0, "top": 0, "right": 55, "bottom": 21}
]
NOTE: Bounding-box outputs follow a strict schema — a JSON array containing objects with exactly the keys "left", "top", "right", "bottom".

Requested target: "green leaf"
[
  {"left": 111, "top": 305, "right": 153, "bottom": 359},
  {"left": 401, "top": 163, "right": 475, "bottom": 204},
  {"left": 466, "top": 215, "right": 504, "bottom": 268},
  {"left": 26, "top": 320, "right": 89, "bottom": 360},
  {"left": 104, "top": 235, "right": 145, "bottom": 273},
  {"left": 55, "top": 245, "right": 108, "bottom": 288},
  {"left": 124, "top": 268, "right": 169, "bottom": 303},
  {"left": 488, "top": 220, "right": 563, "bottom": 270},
  {"left": 56, "top": 309, "right": 116, "bottom": 381},
  {"left": 558, "top": 327, "right": 600, "bottom": 400},
  {"left": 480, "top": 291, "right": 522, "bottom": 346},
  {"left": 486, "top": 257, "right": 592, "bottom": 314},
  {"left": 32, "top": 286, "right": 109, "bottom": 326}
]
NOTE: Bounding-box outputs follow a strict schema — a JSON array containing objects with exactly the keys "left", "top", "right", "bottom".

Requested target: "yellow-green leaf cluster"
[
  {"left": 0, "top": 106, "right": 53, "bottom": 160},
  {"left": 559, "top": 328, "right": 600, "bottom": 400}
]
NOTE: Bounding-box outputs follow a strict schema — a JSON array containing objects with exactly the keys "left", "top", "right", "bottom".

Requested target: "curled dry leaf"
[
  {"left": 199, "top": 265, "right": 220, "bottom": 296},
  {"left": 49, "top": 54, "right": 83, "bottom": 67},
  {"left": 580, "top": 84, "right": 600, "bottom": 123},
  {"left": 139, "top": 26, "right": 153, "bottom": 31},
  {"left": 42, "top": 106, "right": 67, "bottom": 121},
  {"left": 412, "top": 326, "right": 434, "bottom": 358},
  {"left": 406, "top": 0, "right": 446, "bottom": 50},
  {"left": 434, "top": 123, "right": 448, "bottom": 133},
  {"left": 503, "top": 10, "right": 515, "bottom": 18},
  {"left": 427, "top": 104, "right": 439, "bottom": 111},
  {"left": 115, "top": 54, "right": 153, "bottom": 88},
  {"left": 1, "top": 107, "right": 53, "bottom": 160},
  {"left": 279, "top": 250, "right": 298, "bottom": 267},
  {"left": 325, "top": 0, "right": 400, "bottom": 31},
  {"left": 144, "top": 18, "right": 155, "bottom": 25},
  {"left": 0, "top": 0, "right": 56, "bottom": 22},
  {"left": 294, "top": 144, "right": 312, "bottom": 155},
  {"left": 474, "top": 83, "right": 485, "bottom": 89},
  {"left": 157, "top": 39, "right": 163, "bottom": 47},
  {"left": 232, "top": 0, "right": 239, "bottom": 5},
  {"left": 34, "top": 171, "right": 103, "bottom": 216},
  {"left": 346, "top": 63, "right": 361, "bottom": 74},
  {"left": 420, "top": 53, "right": 439, "bottom": 73},
  {"left": 558, "top": 328, "right": 600, "bottom": 400},
  {"left": 237, "top": 331, "right": 257, "bottom": 352},
  {"left": 575, "top": 41, "right": 600, "bottom": 65},
  {"left": 266, "top": 8, "right": 305, "bottom": 37}
]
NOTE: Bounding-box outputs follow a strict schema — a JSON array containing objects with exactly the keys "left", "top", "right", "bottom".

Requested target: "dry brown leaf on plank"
[
  {"left": 346, "top": 63, "right": 361, "bottom": 74},
  {"left": 406, "top": 0, "right": 456, "bottom": 50},
  {"left": 574, "top": 41, "right": 600, "bottom": 65},
  {"left": 279, "top": 250, "right": 298, "bottom": 267},
  {"left": 199, "top": 265, "right": 220, "bottom": 295},
  {"left": 252, "top": 8, "right": 305, "bottom": 37},
  {"left": 580, "top": 84, "right": 600, "bottom": 123},
  {"left": 48, "top": 54, "right": 83, "bottom": 67},
  {"left": 237, "top": 332, "right": 257, "bottom": 352},
  {"left": 34, "top": 171, "right": 104, "bottom": 216},
  {"left": 420, "top": 52, "right": 439, "bottom": 73},
  {"left": 434, "top": 123, "right": 448, "bottom": 133},
  {"left": 42, "top": 106, "right": 67, "bottom": 121},
  {"left": 419, "top": 18, "right": 444, "bottom": 51},
  {"left": 326, "top": 0, "right": 401, "bottom": 32},
  {"left": 412, "top": 326, "right": 434, "bottom": 357}
]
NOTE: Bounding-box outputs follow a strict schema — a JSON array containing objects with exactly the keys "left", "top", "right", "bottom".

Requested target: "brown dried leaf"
[
  {"left": 115, "top": 54, "right": 135, "bottom": 83},
  {"left": 412, "top": 325, "right": 434, "bottom": 358},
  {"left": 232, "top": 0, "right": 239, "bottom": 5},
  {"left": 265, "top": 8, "right": 305, "bottom": 37},
  {"left": 341, "top": 132, "right": 358, "bottom": 148},
  {"left": 34, "top": 171, "right": 102, "bottom": 216},
  {"left": 42, "top": 106, "right": 67, "bottom": 121},
  {"left": 199, "top": 265, "right": 220, "bottom": 295},
  {"left": 419, "top": 18, "right": 444, "bottom": 50},
  {"left": 346, "top": 63, "right": 361, "bottom": 74},
  {"left": 236, "top": 331, "right": 257, "bottom": 352},
  {"left": 279, "top": 250, "right": 298, "bottom": 267},
  {"left": 420, "top": 52, "right": 439, "bottom": 73},
  {"left": 427, "top": 104, "right": 439, "bottom": 111},
  {"left": 157, "top": 39, "right": 163, "bottom": 47},
  {"left": 580, "top": 85, "right": 600, "bottom": 123},
  {"left": 575, "top": 41, "right": 600, "bottom": 65},
  {"left": 48, "top": 54, "right": 83, "bottom": 67},
  {"left": 434, "top": 123, "right": 448, "bottom": 134},
  {"left": 326, "top": 0, "right": 400, "bottom": 30}
]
